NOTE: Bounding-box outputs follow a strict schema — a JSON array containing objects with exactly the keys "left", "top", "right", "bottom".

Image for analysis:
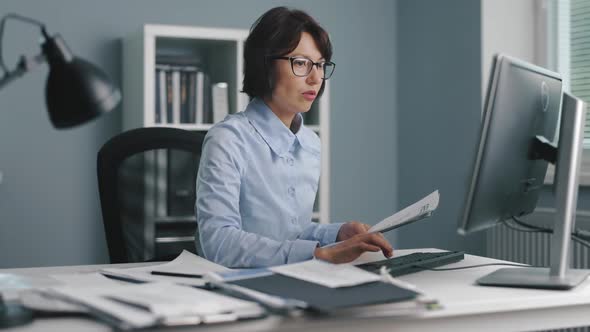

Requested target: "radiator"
[{"left": 486, "top": 208, "right": 590, "bottom": 332}]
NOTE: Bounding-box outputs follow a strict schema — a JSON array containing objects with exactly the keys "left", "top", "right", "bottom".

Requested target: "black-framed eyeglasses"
[{"left": 269, "top": 56, "right": 335, "bottom": 80}]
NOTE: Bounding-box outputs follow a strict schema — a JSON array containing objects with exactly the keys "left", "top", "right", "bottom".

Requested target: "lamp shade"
[{"left": 43, "top": 34, "right": 121, "bottom": 128}]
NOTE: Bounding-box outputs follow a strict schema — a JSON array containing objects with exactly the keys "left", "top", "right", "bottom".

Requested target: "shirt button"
[
  {"left": 287, "top": 158, "right": 294, "bottom": 166},
  {"left": 288, "top": 187, "right": 296, "bottom": 196},
  {"left": 291, "top": 217, "right": 297, "bottom": 223}
]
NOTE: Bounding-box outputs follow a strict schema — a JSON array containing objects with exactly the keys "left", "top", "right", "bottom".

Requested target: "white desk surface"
[{"left": 2, "top": 248, "right": 590, "bottom": 332}]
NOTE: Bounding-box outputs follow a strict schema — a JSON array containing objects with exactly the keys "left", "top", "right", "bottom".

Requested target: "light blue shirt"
[{"left": 195, "top": 98, "right": 343, "bottom": 268}]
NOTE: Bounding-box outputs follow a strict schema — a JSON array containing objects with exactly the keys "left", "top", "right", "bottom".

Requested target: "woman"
[{"left": 196, "top": 6, "right": 393, "bottom": 268}]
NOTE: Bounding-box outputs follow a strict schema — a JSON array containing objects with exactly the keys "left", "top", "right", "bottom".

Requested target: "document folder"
[{"left": 229, "top": 274, "right": 418, "bottom": 312}]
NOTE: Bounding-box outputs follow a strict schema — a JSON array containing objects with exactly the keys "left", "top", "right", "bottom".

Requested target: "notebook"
[{"left": 229, "top": 274, "right": 418, "bottom": 312}]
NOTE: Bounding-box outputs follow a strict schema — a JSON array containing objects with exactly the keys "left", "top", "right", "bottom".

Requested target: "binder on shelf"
[
  {"left": 171, "top": 69, "right": 181, "bottom": 124},
  {"left": 204, "top": 73, "right": 212, "bottom": 123},
  {"left": 154, "top": 54, "right": 216, "bottom": 125},
  {"left": 165, "top": 70, "right": 173, "bottom": 124},
  {"left": 212, "top": 82, "right": 229, "bottom": 123},
  {"left": 187, "top": 71, "right": 197, "bottom": 123},
  {"left": 155, "top": 68, "right": 162, "bottom": 124},
  {"left": 179, "top": 70, "right": 189, "bottom": 123},
  {"left": 195, "top": 71, "right": 204, "bottom": 124},
  {"left": 156, "top": 66, "right": 167, "bottom": 124}
]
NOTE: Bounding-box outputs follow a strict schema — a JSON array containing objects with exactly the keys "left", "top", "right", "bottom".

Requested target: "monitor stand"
[{"left": 478, "top": 92, "right": 590, "bottom": 290}]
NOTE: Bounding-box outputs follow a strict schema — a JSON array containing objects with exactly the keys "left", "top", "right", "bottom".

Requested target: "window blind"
[{"left": 567, "top": 0, "right": 590, "bottom": 143}]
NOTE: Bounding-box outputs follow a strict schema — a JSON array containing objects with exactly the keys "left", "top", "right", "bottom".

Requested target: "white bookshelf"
[{"left": 122, "top": 23, "right": 330, "bottom": 225}]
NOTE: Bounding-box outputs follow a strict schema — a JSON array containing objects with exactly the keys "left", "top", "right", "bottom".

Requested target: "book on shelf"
[
  {"left": 154, "top": 66, "right": 215, "bottom": 125},
  {"left": 165, "top": 69, "right": 173, "bottom": 124},
  {"left": 212, "top": 82, "right": 229, "bottom": 123},
  {"left": 171, "top": 69, "right": 181, "bottom": 124},
  {"left": 195, "top": 71, "right": 204, "bottom": 124},
  {"left": 155, "top": 67, "right": 161, "bottom": 124},
  {"left": 187, "top": 70, "right": 196, "bottom": 123},
  {"left": 154, "top": 54, "right": 218, "bottom": 125},
  {"left": 179, "top": 70, "right": 188, "bottom": 123},
  {"left": 155, "top": 66, "right": 167, "bottom": 124}
]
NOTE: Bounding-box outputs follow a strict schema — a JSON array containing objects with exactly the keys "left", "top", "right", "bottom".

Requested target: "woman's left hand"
[{"left": 336, "top": 221, "right": 371, "bottom": 241}]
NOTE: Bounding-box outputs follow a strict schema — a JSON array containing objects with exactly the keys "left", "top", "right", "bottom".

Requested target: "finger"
[
  {"left": 359, "top": 243, "right": 381, "bottom": 252},
  {"left": 365, "top": 233, "right": 393, "bottom": 255},
  {"left": 363, "top": 224, "right": 371, "bottom": 231},
  {"left": 374, "top": 233, "right": 391, "bottom": 249},
  {"left": 356, "top": 223, "right": 369, "bottom": 234},
  {"left": 351, "top": 221, "right": 366, "bottom": 233}
]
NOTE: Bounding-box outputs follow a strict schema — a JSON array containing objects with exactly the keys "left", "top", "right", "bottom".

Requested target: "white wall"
[{"left": 481, "top": 0, "right": 542, "bottom": 99}]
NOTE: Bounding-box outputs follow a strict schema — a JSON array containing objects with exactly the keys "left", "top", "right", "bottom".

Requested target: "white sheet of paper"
[
  {"left": 104, "top": 282, "right": 262, "bottom": 318},
  {"left": 45, "top": 281, "right": 263, "bottom": 329},
  {"left": 369, "top": 190, "right": 439, "bottom": 233},
  {"left": 19, "top": 273, "right": 126, "bottom": 314},
  {"left": 45, "top": 285, "right": 158, "bottom": 329},
  {"left": 269, "top": 259, "right": 381, "bottom": 288},
  {"left": 50, "top": 272, "right": 125, "bottom": 288},
  {"left": 101, "top": 250, "right": 230, "bottom": 287}
]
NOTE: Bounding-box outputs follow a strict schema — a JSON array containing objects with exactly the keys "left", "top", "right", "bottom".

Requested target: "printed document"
[
  {"left": 269, "top": 259, "right": 381, "bottom": 288},
  {"left": 369, "top": 190, "right": 439, "bottom": 233}
]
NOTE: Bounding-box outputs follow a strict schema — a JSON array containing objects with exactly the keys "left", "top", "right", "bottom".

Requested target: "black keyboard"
[{"left": 358, "top": 251, "right": 465, "bottom": 277}]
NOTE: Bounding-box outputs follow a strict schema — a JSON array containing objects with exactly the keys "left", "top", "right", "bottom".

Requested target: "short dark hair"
[{"left": 242, "top": 7, "right": 333, "bottom": 99}]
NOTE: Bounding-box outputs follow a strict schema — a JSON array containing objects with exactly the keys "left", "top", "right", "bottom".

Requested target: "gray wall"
[
  {"left": 0, "top": 0, "right": 398, "bottom": 267},
  {"left": 395, "top": 0, "right": 486, "bottom": 255}
]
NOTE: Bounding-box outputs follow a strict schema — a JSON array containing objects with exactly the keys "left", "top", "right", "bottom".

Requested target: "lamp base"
[{"left": 0, "top": 298, "right": 33, "bottom": 328}]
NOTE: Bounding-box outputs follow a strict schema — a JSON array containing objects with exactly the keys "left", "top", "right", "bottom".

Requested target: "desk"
[{"left": 2, "top": 249, "right": 590, "bottom": 332}]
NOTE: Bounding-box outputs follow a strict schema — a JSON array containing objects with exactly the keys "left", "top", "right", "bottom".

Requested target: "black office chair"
[{"left": 97, "top": 127, "right": 206, "bottom": 263}]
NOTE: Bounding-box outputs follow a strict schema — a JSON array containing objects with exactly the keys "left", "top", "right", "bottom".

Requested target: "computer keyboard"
[{"left": 357, "top": 251, "right": 465, "bottom": 277}]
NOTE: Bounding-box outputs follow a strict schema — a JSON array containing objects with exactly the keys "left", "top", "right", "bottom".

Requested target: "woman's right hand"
[{"left": 313, "top": 232, "right": 393, "bottom": 264}]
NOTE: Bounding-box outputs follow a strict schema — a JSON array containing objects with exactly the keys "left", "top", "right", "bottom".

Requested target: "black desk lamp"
[
  {"left": 0, "top": 13, "right": 121, "bottom": 328},
  {"left": 0, "top": 13, "right": 121, "bottom": 128}
]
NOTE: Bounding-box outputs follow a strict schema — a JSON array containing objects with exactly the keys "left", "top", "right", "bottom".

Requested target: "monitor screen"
[{"left": 458, "top": 54, "right": 562, "bottom": 235}]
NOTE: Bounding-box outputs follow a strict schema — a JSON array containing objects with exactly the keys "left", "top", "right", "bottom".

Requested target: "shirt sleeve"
[
  {"left": 298, "top": 222, "right": 344, "bottom": 246},
  {"left": 196, "top": 126, "right": 318, "bottom": 268}
]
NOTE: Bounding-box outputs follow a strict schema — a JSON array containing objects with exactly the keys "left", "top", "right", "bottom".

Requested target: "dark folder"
[{"left": 229, "top": 274, "right": 418, "bottom": 312}]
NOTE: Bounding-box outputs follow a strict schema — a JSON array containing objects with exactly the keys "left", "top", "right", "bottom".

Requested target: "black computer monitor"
[{"left": 458, "top": 54, "right": 589, "bottom": 289}]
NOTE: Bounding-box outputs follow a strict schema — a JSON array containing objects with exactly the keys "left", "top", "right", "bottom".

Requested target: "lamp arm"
[
  {"left": 0, "top": 13, "right": 48, "bottom": 89},
  {"left": 0, "top": 52, "right": 45, "bottom": 90}
]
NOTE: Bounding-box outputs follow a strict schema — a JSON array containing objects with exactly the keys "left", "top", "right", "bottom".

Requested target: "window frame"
[{"left": 541, "top": 0, "right": 590, "bottom": 186}]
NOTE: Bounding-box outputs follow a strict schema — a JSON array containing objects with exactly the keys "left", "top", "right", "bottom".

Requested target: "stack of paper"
[
  {"left": 269, "top": 259, "right": 382, "bottom": 288},
  {"left": 32, "top": 273, "right": 264, "bottom": 330},
  {"left": 100, "top": 250, "right": 230, "bottom": 287},
  {"left": 205, "top": 259, "right": 422, "bottom": 313}
]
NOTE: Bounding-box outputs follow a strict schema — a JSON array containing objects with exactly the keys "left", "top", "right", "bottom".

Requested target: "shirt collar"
[{"left": 244, "top": 98, "right": 315, "bottom": 156}]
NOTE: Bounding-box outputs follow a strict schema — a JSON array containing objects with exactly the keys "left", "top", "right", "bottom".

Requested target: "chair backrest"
[{"left": 97, "top": 127, "right": 206, "bottom": 263}]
